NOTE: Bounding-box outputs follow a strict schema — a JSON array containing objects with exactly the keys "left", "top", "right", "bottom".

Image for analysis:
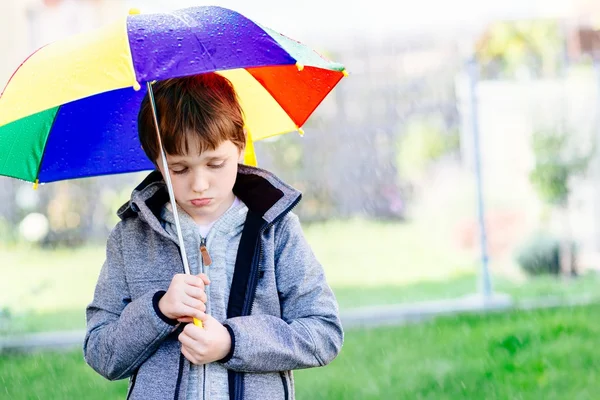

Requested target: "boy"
[{"left": 84, "top": 73, "right": 343, "bottom": 400}]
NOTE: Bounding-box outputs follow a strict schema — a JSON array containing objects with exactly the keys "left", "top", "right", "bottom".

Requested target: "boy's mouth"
[{"left": 191, "top": 198, "right": 212, "bottom": 207}]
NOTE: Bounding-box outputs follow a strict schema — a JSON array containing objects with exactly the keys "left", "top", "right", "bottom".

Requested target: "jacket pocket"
[{"left": 280, "top": 371, "right": 289, "bottom": 400}]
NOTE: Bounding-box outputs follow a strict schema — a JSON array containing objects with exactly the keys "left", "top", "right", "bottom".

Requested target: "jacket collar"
[{"left": 117, "top": 164, "right": 302, "bottom": 226}]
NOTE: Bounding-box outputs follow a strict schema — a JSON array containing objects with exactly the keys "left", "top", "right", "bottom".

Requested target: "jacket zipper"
[
  {"left": 234, "top": 197, "right": 301, "bottom": 400},
  {"left": 200, "top": 236, "right": 212, "bottom": 268},
  {"left": 172, "top": 235, "right": 212, "bottom": 400},
  {"left": 173, "top": 242, "right": 187, "bottom": 400},
  {"left": 200, "top": 235, "right": 210, "bottom": 400}
]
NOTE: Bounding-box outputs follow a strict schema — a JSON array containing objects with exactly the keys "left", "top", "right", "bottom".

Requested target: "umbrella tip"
[
  {"left": 295, "top": 62, "right": 304, "bottom": 72},
  {"left": 342, "top": 69, "right": 349, "bottom": 77},
  {"left": 133, "top": 82, "right": 141, "bottom": 91},
  {"left": 129, "top": 8, "right": 141, "bottom": 15},
  {"left": 33, "top": 179, "right": 39, "bottom": 190},
  {"left": 297, "top": 127, "right": 305, "bottom": 136}
]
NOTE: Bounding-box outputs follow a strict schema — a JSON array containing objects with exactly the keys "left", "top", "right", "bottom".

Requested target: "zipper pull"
[{"left": 200, "top": 238, "right": 212, "bottom": 267}]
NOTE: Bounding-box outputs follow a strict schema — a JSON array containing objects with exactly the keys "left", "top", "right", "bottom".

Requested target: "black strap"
[
  {"left": 226, "top": 211, "right": 264, "bottom": 318},
  {"left": 228, "top": 370, "right": 237, "bottom": 400},
  {"left": 226, "top": 211, "right": 264, "bottom": 400}
]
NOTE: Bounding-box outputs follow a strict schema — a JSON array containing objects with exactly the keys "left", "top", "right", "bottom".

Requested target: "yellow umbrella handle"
[{"left": 193, "top": 318, "right": 203, "bottom": 328}]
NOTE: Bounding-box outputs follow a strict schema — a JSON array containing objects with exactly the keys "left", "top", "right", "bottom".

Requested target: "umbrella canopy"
[{"left": 0, "top": 6, "right": 346, "bottom": 185}]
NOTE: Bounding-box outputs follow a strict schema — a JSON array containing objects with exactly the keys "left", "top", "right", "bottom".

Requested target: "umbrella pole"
[
  {"left": 146, "top": 82, "right": 191, "bottom": 276},
  {"left": 147, "top": 83, "right": 205, "bottom": 330}
]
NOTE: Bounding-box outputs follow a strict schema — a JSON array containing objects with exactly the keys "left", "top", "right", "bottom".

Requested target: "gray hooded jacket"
[{"left": 84, "top": 165, "right": 343, "bottom": 400}]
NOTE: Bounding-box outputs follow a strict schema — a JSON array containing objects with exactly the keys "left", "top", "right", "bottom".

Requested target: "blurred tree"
[
  {"left": 475, "top": 20, "right": 564, "bottom": 80},
  {"left": 528, "top": 128, "right": 595, "bottom": 276},
  {"left": 396, "top": 115, "right": 460, "bottom": 182}
]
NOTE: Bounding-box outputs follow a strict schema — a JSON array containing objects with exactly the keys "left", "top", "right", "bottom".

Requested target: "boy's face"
[{"left": 156, "top": 137, "right": 243, "bottom": 225}]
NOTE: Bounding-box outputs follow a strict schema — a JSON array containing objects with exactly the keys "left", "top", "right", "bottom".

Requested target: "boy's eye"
[
  {"left": 208, "top": 161, "right": 226, "bottom": 169},
  {"left": 171, "top": 168, "right": 188, "bottom": 175}
]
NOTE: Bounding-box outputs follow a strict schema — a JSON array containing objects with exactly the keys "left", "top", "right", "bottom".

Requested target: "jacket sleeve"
[
  {"left": 221, "top": 213, "right": 344, "bottom": 372},
  {"left": 83, "top": 224, "right": 178, "bottom": 381}
]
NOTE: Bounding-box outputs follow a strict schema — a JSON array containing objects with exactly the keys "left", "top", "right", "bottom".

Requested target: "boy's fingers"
[
  {"left": 183, "top": 321, "right": 205, "bottom": 340},
  {"left": 183, "top": 275, "right": 205, "bottom": 289},
  {"left": 177, "top": 317, "right": 193, "bottom": 323},
  {"left": 178, "top": 331, "right": 193, "bottom": 346},
  {"left": 184, "top": 286, "right": 207, "bottom": 303},
  {"left": 185, "top": 307, "right": 206, "bottom": 322},
  {"left": 180, "top": 344, "right": 198, "bottom": 365},
  {"left": 197, "top": 273, "right": 211, "bottom": 285},
  {"left": 182, "top": 297, "right": 206, "bottom": 313},
  {"left": 197, "top": 311, "right": 210, "bottom": 323}
]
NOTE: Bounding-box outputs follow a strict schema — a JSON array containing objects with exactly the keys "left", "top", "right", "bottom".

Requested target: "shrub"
[{"left": 515, "top": 233, "right": 576, "bottom": 276}]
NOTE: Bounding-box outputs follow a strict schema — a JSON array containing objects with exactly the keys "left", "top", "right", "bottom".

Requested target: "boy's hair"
[{"left": 138, "top": 73, "right": 245, "bottom": 163}]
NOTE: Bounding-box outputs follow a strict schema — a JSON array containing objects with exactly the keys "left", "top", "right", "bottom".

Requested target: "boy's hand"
[
  {"left": 179, "top": 314, "right": 232, "bottom": 365},
  {"left": 158, "top": 273, "right": 210, "bottom": 322}
]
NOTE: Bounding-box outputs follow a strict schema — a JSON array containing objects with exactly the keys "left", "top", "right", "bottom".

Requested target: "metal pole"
[
  {"left": 147, "top": 82, "right": 207, "bottom": 334},
  {"left": 467, "top": 57, "right": 492, "bottom": 298},
  {"left": 146, "top": 82, "right": 191, "bottom": 276},
  {"left": 593, "top": 56, "right": 600, "bottom": 252}
]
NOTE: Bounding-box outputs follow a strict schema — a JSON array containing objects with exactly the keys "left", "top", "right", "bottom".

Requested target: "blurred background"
[{"left": 4, "top": 0, "right": 600, "bottom": 398}]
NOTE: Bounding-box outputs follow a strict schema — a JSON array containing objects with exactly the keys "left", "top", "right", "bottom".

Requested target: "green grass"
[
  {"left": 295, "top": 303, "right": 600, "bottom": 399},
  {"left": 2, "top": 218, "right": 600, "bottom": 335},
  {"left": 3, "top": 304, "right": 600, "bottom": 399},
  {"left": 5, "top": 272, "right": 600, "bottom": 336},
  {"left": 335, "top": 272, "right": 600, "bottom": 309},
  {"left": 0, "top": 218, "right": 474, "bottom": 310},
  {"left": 0, "top": 218, "right": 474, "bottom": 335}
]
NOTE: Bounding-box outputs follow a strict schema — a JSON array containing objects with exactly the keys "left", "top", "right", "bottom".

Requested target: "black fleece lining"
[
  {"left": 233, "top": 173, "right": 284, "bottom": 217},
  {"left": 152, "top": 290, "right": 178, "bottom": 326},
  {"left": 145, "top": 188, "right": 169, "bottom": 219},
  {"left": 135, "top": 169, "right": 162, "bottom": 191}
]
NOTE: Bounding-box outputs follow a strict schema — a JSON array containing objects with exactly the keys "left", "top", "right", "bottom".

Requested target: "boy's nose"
[{"left": 192, "top": 173, "right": 209, "bottom": 193}]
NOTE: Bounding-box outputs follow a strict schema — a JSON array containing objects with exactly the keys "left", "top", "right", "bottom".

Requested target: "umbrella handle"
[{"left": 193, "top": 318, "right": 203, "bottom": 328}]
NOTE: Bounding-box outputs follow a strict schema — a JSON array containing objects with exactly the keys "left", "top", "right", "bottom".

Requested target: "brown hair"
[{"left": 138, "top": 73, "right": 245, "bottom": 163}]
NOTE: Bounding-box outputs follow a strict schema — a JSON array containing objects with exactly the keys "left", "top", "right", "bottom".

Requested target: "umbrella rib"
[
  {"left": 0, "top": 45, "right": 49, "bottom": 101},
  {"left": 34, "top": 106, "right": 62, "bottom": 184}
]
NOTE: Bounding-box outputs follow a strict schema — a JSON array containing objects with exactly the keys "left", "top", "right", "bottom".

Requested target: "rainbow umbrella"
[
  {"left": 0, "top": 5, "right": 347, "bottom": 187},
  {"left": 0, "top": 6, "right": 346, "bottom": 327}
]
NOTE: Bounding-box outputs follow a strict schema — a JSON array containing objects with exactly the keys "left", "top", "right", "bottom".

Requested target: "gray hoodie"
[{"left": 84, "top": 165, "right": 343, "bottom": 400}]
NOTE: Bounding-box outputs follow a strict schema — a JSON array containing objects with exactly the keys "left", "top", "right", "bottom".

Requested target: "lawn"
[
  {"left": 2, "top": 218, "right": 600, "bottom": 335},
  {"left": 3, "top": 303, "right": 600, "bottom": 399}
]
